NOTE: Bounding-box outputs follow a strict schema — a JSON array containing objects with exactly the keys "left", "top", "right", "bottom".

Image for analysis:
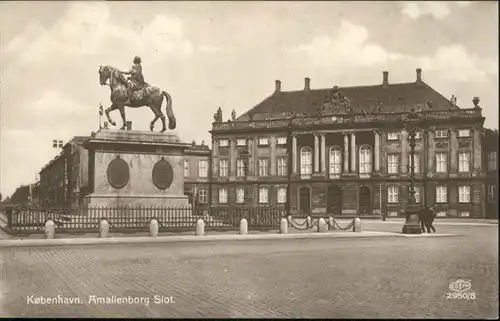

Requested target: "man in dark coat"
[{"left": 419, "top": 206, "right": 436, "bottom": 233}]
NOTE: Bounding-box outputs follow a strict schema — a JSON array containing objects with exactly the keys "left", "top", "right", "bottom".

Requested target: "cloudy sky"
[{"left": 0, "top": 1, "right": 498, "bottom": 198}]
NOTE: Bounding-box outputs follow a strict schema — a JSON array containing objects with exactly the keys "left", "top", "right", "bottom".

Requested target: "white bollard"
[
  {"left": 318, "top": 218, "right": 328, "bottom": 233},
  {"left": 353, "top": 217, "right": 362, "bottom": 232},
  {"left": 239, "top": 218, "right": 248, "bottom": 235},
  {"left": 196, "top": 218, "right": 205, "bottom": 236},
  {"left": 307, "top": 216, "right": 312, "bottom": 229},
  {"left": 280, "top": 217, "right": 288, "bottom": 234},
  {"left": 99, "top": 219, "right": 109, "bottom": 238},
  {"left": 329, "top": 217, "right": 335, "bottom": 231},
  {"left": 45, "top": 220, "right": 55, "bottom": 239},
  {"left": 149, "top": 219, "right": 159, "bottom": 237}
]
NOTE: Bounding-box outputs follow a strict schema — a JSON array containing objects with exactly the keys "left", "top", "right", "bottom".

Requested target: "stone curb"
[{"left": 0, "top": 231, "right": 461, "bottom": 248}]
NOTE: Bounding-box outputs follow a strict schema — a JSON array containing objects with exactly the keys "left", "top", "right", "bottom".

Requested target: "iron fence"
[{"left": 4, "top": 205, "right": 284, "bottom": 235}]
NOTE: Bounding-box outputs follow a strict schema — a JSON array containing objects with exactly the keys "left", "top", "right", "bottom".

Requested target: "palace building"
[{"left": 209, "top": 68, "right": 496, "bottom": 218}]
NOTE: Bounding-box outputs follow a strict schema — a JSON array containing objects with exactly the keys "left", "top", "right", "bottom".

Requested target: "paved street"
[{"left": 0, "top": 224, "right": 498, "bottom": 318}]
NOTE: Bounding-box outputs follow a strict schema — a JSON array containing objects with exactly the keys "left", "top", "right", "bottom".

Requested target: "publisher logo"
[{"left": 449, "top": 279, "right": 471, "bottom": 293}]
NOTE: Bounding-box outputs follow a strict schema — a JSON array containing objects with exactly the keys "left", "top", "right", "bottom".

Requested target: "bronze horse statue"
[{"left": 98, "top": 65, "right": 176, "bottom": 132}]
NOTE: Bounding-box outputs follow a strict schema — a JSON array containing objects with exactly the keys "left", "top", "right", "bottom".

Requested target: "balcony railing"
[{"left": 212, "top": 108, "right": 482, "bottom": 131}]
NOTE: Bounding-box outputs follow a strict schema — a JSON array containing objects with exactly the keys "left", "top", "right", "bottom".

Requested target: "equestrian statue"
[{"left": 98, "top": 56, "right": 176, "bottom": 132}]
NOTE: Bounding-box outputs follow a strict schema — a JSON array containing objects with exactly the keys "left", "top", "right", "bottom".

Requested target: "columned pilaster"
[
  {"left": 473, "top": 125, "right": 482, "bottom": 174},
  {"left": 320, "top": 134, "right": 326, "bottom": 173},
  {"left": 292, "top": 134, "right": 297, "bottom": 174},
  {"left": 314, "top": 134, "right": 320, "bottom": 173},
  {"left": 229, "top": 138, "right": 236, "bottom": 178},
  {"left": 401, "top": 129, "right": 408, "bottom": 173},
  {"left": 247, "top": 137, "right": 254, "bottom": 176},
  {"left": 212, "top": 139, "right": 219, "bottom": 177},
  {"left": 427, "top": 127, "right": 435, "bottom": 176},
  {"left": 450, "top": 128, "right": 458, "bottom": 173},
  {"left": 350, "top": 132, "right": 356, "bottom": 173},
  {"left": 343, "top": 133, "right": 349, "bottom": 172},
  {"left": 374, "top": 130, "right": 380, "bottom": 172},
  {"left": 270, "top": 136, "right": 277, "bottom": 176}
]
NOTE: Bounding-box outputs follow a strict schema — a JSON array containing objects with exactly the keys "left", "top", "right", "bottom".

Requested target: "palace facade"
[{"left": 209, "top": 69, "right": 496, "bottom": 218}]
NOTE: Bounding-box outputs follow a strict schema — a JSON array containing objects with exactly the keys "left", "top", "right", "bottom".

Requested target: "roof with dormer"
[{"left": 236, "top": 80, "right": 459, "bottom": 122}]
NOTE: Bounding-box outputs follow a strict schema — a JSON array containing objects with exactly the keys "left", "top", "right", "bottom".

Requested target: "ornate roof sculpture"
[{"left": 317, "top": 86, "right": 353, "bottom": 115}]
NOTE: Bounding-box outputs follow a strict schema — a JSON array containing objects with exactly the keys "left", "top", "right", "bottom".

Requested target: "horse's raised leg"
[
  {"left": 105, "top": 104, "right": 118, "bottom": 126},
  {"left": 118, "top": 105, "right": 127, "bottom": 130},
  {"left": 149, "top": 105, "right": 161, "bottom": 132}
]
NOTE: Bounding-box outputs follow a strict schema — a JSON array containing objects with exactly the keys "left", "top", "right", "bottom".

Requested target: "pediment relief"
[{"left": 318, "top": 86, "right": 353, "bottom": 115}]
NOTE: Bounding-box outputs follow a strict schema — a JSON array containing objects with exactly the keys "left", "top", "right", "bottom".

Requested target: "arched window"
[
  {"left": 359, "top": 145, "right": 372, "bottom": 174},
  {"left": 300, "top": 147, "right": 313, "bottom": 177},
  {"left": 329, "top": 146, "right": 342, "bottom": 175}
]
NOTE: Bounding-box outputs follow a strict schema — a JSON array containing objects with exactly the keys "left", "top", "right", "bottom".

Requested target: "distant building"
[
  {"left": 484, "top": 129, "right": 498, "bottom": 219},
  {"left": 209, "top": 68, "right": 494, "bottom": 218},
  {"left": 39, "top": 136, "right": 89, "bottom": 207},
  {"left": 183, "top": 140, "right": 211, "bottom": 212}
]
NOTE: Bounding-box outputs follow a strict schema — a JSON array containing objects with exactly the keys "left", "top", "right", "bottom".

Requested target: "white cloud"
[
  {"left": 290, "top": 20, "right": 496, "bottom": 84},
  {"left": 5, "top": 2, "right": 194, "bottom": 64},
  {"left": 293, "top": 20, "right": 400, "bottom": 68},
  {"left": 401, "top": 1, "right": 472, "bottom": 20}
]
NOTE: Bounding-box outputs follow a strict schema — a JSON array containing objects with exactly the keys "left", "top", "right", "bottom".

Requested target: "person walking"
[{"left": 425, "top": 206, "right": 436, "bottom": 233}]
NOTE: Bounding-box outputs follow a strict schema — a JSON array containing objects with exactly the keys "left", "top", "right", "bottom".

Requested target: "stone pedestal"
[
  {"left": 402, "top": 206, "right": 422, "bottom": 234},
  {"left": 82, "top": 129, "right": 191, "bottom": 208}
]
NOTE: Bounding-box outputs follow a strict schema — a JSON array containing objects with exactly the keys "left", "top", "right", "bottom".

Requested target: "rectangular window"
[
  {"left": 219, "top": 159, "right": 229, "bottom": 177},
  {"left": 458, "top": 129, "right": 471, "bottom": 137},
  {"left": 435, "top": 129, "right": 448, "bottom": 139},
  {"left": 436, "top": 211, "right": 447, "bottom": 217},
  {"left": 458, "top": 185, "right": 471, "bottom": 203},
  {"left": 236, "top": 159, "right": 245, "bottom": 177},
  {"left": 436, "top": 153, "right": 447, "bottom": 173},
  {"left": 236, "top": 138, "right": 246, "bottom": 146},
  {"left": 459, "top": 211, "right": 470, "bottom": 217},
  {"left": 198, "top": 160, "right": 208, "bottom": 178},
  {"left": 236, "top": 188, "right": 245, "bottom": 204},
  {"left": 409, "top": 186, "right": 421, "bottom": 204},
  {"left": 277, "top": 157, "right": 288, "bottom": 176},
  {"left": 409, "top": 154, "right": 420, "bottom": 174},
  {"left": 259, "top": 158, "right": 269, "bottom": 176},
  {"left": 277, "top": 187, "right": 287, "bottom": 204},
  {"left": 388, "top": 154, "right": 399, "bottom": 174},
  {"left": 218, "top": 188, "right": 228, "bottom": 204},
  {"left": 183, "top": 160, "right": 189, "bottom": 178},
  {"left": 488, "top": 185, "right": 496, "bottom": 201},
  {"left": 277, "top": 137, "right": 287, "bottom": 145},
  {"left": 388, "top": 211, "right": 398, "bottom": 217},
  {"left": 387, "top": 132, "right": 399, "bottom": 141},
  {"left": 436, "top": 185, "right": 448, "bottom": 203},
  {"left": 259, "top": 187, "right": 269, "bottom": 204},
  {"left": 458, "top": 152, "right": 470, "bottom": 173},
  {"left": 488, "top": 151, "right": 497, "bottom": 171},
  {"left": 219, "top": 139, "right": 229, "bottom": 148},
  {"left": 198, "top": 188, "right": 208, "bottom": 203},
  {"left": 258, "top": 137, "right": 269, "bottom": 146},
  {"left": 388, "top": 186, "right": 399, "bottom": 203}
]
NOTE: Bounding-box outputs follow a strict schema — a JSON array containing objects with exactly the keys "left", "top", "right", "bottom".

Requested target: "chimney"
[
  {"left": 275, "top": 80, "right": 281, "bottom": 93},
  {"left": 126, "top": 121, "right": 132, "bottom": 130},
  {"left": 304, "top": 77, "right": 311, "bottom": 90},
  {"left": 382, "top": 71, "right": 389, "bottom": 88},
  {"left": 416, "top": 68, "right": 422, "bottom": 84}
]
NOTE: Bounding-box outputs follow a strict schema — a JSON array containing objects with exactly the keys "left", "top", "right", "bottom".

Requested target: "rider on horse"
[{"left": 122, "top": 56, "right": 145, "bottom": 105}]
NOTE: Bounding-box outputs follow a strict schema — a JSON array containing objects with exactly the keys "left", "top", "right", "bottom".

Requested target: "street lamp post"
[{"left": 402, "top": 109, "right": 423, "bottom": 234}]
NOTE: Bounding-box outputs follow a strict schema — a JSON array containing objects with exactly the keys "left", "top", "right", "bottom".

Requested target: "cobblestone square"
[{"left": 0, "top": 223, "right": 498, "bottom": 318}]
